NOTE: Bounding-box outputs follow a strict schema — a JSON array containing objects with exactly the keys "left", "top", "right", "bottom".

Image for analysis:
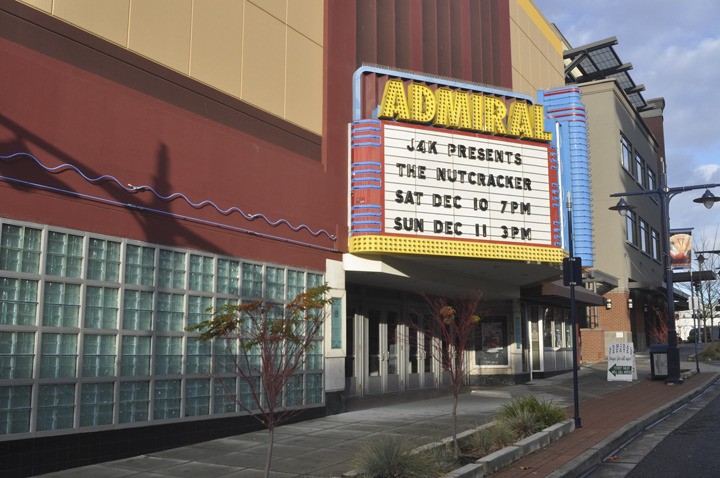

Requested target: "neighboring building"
[
  {"left": 0, "top": 1, "right": 607, "bottom": 476},
  {"left": 560, "top": 37, "right": 670, "bottom": 360}
]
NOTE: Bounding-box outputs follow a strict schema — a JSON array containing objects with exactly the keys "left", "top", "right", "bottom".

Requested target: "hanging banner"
[
  {"left": 607, "top": 342, "right": 637, "bottom": 382},
  {"left": 669, "top": 229, "right": 692, "bottom": 269}
]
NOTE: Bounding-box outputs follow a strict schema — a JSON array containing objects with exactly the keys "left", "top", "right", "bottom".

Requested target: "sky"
[{"left": 534, "top": 0, "right": 720, "bottom": 257}]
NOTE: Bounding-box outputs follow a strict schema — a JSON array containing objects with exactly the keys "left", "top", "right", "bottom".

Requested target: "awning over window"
[{"left": 521, "top": 280, "right": 605, "bottom": 307}]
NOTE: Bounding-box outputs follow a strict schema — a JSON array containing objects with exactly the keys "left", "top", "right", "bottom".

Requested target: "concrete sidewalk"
[{"left": 36, "top": 354, "right": 720, "bottom": 477}]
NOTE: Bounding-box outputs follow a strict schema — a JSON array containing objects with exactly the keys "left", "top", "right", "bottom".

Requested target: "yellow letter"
[
  {"left": 434, "top": 88, "right": 455, "bottom": 127},
  {"left": 483, "top": 97, "right": 508, "bottom": 135},
  {"left": 408, "top": 83, "right": 436, "bottom": 123},
  {"left": 452, "top": 91, "right": 472, "bottom": 130},
  {"left": 471, "top": 93, "right": 484, "bottom": 132},
  {"left": 379, "top": 79, "right": 410, "bottom": 120},
  {"left": 507, "top": 101, "right": 534, "bottom": 138},
  {"left": 530, "top": 105, "right": 553, "bottom": 141}
]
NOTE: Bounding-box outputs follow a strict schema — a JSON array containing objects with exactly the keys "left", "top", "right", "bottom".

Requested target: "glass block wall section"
[{"left": 0, "top": 220, "right": 325, "bottom": 438}]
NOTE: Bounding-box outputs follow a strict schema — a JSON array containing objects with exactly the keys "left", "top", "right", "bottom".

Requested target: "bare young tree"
[
  {"left": 187, "top": 285, "right": 331, "bottom": 478},
  {"left": 413, "top": 291, "right": 485, "bottom": 451}
]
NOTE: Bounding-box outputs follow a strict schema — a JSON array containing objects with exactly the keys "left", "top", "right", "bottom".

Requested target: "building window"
[
  {"left": 0, "top": 331, "right": 35, "bottom": 379},
  {"left": 241, "top": 263, "right": 263, "bottom": 298},
  {"left": 185, "top": 379, "right": 210, "bottom": 416},
  {"left": 37, "top": 384, "right": 75, "bottom": 431},
  {"left": 0, "top": 224, "right": 42, "bottom": 273},
  {"left": 287, "top": 270, "right": 304, "bottom": 300},
  {"left": 639, "top": 220, "right": 649, "bottom": 253},
  {"left": 87, "top": 238, "right": 121, "bottom": 283},
  {"left": 620, "top": 134, "right": 632, "bottom": 172},
  {"left": 0, "top": 278, "right": 38, "bottom": 326},
  {"left": 82, "top": 334, "right": 116, "bottom": 377},
  {"left": 651, "top": 229, "right": 661, "bottom": 261},
  {"left": 187, "top": 295, "right": 212, "bottom": 329},
  {"left": 80, "top": 382, "right": 114, "bottom": 427},
  {"left": 85, "top": 286, "right": 119, "bottom": 329},
  {"left": 189, "top": 255, "right": 213, "bottom": 292},
  {"left": 158, "top": 250, "right": 186, "bottom": 289},
  {"left": 155, "top": 336, "right": 182, "bottom": 375},
  {"left": 475, "top": 316, "right": 508, "bottom": 365},
  {"left": 0, "top": 385, "right": 32, "bottom": 434},
  {"left": 216, "top": 259, "right": 239, "bottom": 295},
  {"left": 153, "top": 380, "right": 181, "bottom": 419},
  {"left": 46, "top": 232, "right": 83, "bottom": 278},
  {"left": 119, "top": 381, "right": 149, "bottom": 423},
  {"left": 186, "top": 337, "right": 211, "bottom": 374},
  {"left": 213, "top": 378, "right": 236, "bottom": 414},
  {"left": 125, "top": 245, "right": 155, "bottom": 286},
  {"left": 634, "top": 152, "right": 645, "bottom": 182},
  {"left": 626, "top": 211, "right": 637, "bottom": 245},
  {"left": 156, "top": 293, "right": 184, "bottom": 332},
  {"left": 43, "top": 282, "right": 81, "bottom": 328},
  {"left": 123, "top": 290, "right": 153, "bottom": 331},
  {"left": 647, "top": 168, "right": 657, "bottom": 191},
  {"left": 40, "top": 333, "right": 78, "bottom": 378},
  {"left": 120, "top": 336, "right": 151, "bottom": 376}
]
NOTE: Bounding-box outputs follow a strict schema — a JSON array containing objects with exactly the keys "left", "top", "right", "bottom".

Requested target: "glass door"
[{"left": 365, "top": 306, "right": 402, "bottom": 394}]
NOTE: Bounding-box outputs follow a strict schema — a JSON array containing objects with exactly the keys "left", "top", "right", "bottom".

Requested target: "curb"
[{"left": 546, "top": 371, "right": 720, "bottom": 478}]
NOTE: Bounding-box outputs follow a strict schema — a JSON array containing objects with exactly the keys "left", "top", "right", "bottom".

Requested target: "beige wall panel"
[
  {"left": 249, "top": 0, "right": 286, "bottom": 21},
  {"left": 287, "top": 0, "right": 323, "bottom": 46},
  {"left": 285, "top": 29, "right": 322, "bottom": 134},
  {"left": 190, "top": 0, "right": 244, "bottom": 97},
  {"left": 17, "top": 0, "right": 51, "bottom": 13},
  {"left": 242, "top": 2, "right": 286, "bottom": 117},
  {"left": 53, "top": 0, "right": 130, "bottom": 46},
  {"left": 128, "top": 0, "right": 192, "bottom": 74}
]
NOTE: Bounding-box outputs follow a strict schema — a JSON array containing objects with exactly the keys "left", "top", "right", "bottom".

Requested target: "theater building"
[{"left": 0, "top": 1, "right": 605, "bottom": 475}]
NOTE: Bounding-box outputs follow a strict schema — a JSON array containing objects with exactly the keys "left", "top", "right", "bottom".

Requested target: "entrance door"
[
  {"left": 529, "top": 306, "right": 542, "bottom": 373},
  {"left": 365, "top": 307, "right": 402, "bottom": 395}
]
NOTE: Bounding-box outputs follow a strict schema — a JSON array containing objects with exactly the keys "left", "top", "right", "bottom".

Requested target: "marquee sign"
[{"left": 349, "top": 74, "right": 563, "bottom": 262}]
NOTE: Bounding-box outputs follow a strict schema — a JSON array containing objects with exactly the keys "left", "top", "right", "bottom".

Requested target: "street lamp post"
[{"left": 609, "top": 163, "right": 720, "bottom": 384}]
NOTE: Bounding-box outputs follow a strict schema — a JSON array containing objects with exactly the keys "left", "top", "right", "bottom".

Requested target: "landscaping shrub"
[
  {"left": 467, "top": 421, "right": 515, "bottom": 456},
  {"left": 499, "top": 395, "right": 566, "bottom": 438},
  {"left": 699, "top": 341, "right": 720, "bottom": 361},
  {"left": 352, "top": 435, "right": 455, "bottom": 478}
]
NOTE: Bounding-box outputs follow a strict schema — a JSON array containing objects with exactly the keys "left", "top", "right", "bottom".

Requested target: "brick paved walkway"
[{"left": 493, "top": 372, "right": 717, "bottom": 477}]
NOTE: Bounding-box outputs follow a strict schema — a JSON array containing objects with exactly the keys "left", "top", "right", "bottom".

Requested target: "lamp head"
[
  {"left": 693, "top": 189, "right": 720, "bottom": 209},
  {"left": 609, "top": 198, "right": 636, "bottom": 217}
]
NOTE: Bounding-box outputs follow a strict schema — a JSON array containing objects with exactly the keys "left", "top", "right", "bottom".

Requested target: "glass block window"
[
  {"left": 189, "top": 255, "right": 213, "bottom": 292},
  {"left": 212, "top": 338, "right": 237, "bottom": 375},
  {"left": 158, "top": 250, "right": 186, "bottom": 289},
  {"left": 185, "top": 379, "right": 210, "bottom": 416},
  {"left": 87, "top": 238, "right": 121, "bottom": 282},
  {"left": 216, "top": 259, "right": 239, "bottom": 295},
  {"left": 119, "top": 381, "right": 149, "bottom": 424},
  {"left": 46, "top": 231, "right": 83, "bottom": 278},
  {"left": 85, "top": 286, "right": 119, "bottom": 329},
  {"left": 80, "top": 382, "right": 114, "bottom": 427},
  {"left": 265, "top": 267, "right": 284, "bottom": 300},
  {"left": 40, "top": 333, "right": 78, "bottom": 378},
  {"left": 0, "top": 385, "right": 32, "bottom": 434},
  {"left": 82, "top": 334, "right": 116, "bottom": 377},
  {"left": 0, "top": 224, "right": 42, "bottom": 273},
  {"left": 125, "top": 245, "right": 155, "bottom": 287},
  {"left": 186, "top": 337, "right": 211, "bottom": 374},
  {"left": 287, "top": 270, "right": 304, "bottom": 300},
  {"left": 213, "top": 378, "right": 236, "bottom": 414},
  {"left": 155, "top": 336, "right": 182, "bottom": 375},
  {"left": 0, "top": 331, "right": 35, "bottom": 379},
  {"left": 285, "top": 374, "right": 303, "bottom": 407},
  {"left": 239, "top": 377, "right": 260, "bottom": 411},
  {"left": 37, "top": 384, "right": 75, "bottom": 431},
  {"left": 306, "top": 340, "right": 323, "bottom": 370},
  {"left": 153, "top": 380, "right": 181, "bottom": 419},
  {"left": 1, "top": 278, "right": 38, "bottom": 326},
  {"left": 42, "top": 282, "right": 81, "bottom": 328},
  {"left": 307, "top": 273, "right": 323, "bottom": 288},
  {"left": 120, "top": 336, "right": 151, "bottom": 376},
  {"left": 187, "top": 296, "right": 212, "bottom": 328},
  {"left": 306, "top": 374, "right": 323, "bottom": 405},
  {"left": 123, "top": 290, "right": 153, "bottom": 331},
  {"left": 241, "top": 263, "right": 262, "bottom": 297},
  {"left": 156, "top": 293, "right": 184, "bottom": 332}
]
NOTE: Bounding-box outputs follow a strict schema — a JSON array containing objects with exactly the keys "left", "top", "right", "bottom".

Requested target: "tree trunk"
[
  {"left": 452, "top": 393, "right": 459, "bottom": 451},
  {"left": 265, "top": 426, "right": 274, "bottom": 478}
]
